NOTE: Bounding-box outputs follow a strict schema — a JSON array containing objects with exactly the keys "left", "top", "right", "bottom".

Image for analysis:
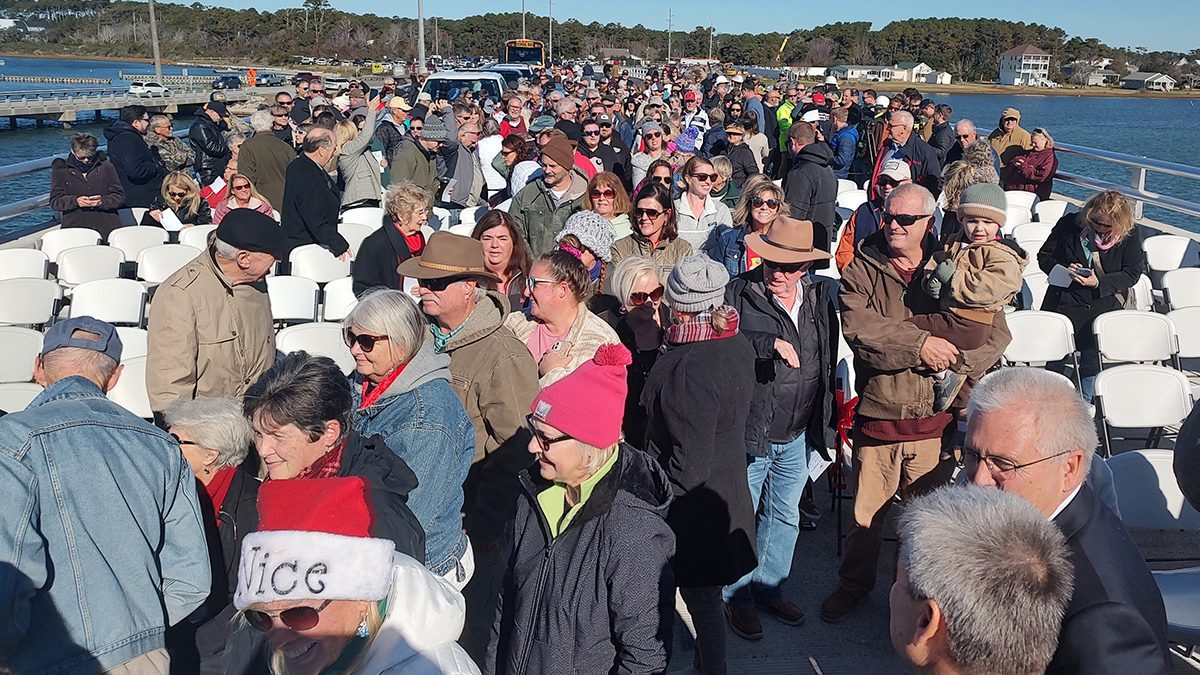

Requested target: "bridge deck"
[{"left": 0, "top": 90, "right": 250, "bottom": 124}]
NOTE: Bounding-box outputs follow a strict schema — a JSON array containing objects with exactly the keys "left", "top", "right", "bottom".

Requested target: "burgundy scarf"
[{"left": 665, "top": 305, "right": 741, "bottom": 345}]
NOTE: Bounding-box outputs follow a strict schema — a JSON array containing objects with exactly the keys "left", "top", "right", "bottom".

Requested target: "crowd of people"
[{"left": 7, "top": 61, "right": 1195, "bottom": 675}]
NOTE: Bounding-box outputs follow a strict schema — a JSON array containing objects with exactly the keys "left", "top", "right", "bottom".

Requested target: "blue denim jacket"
[
  {"left": 0, "top": 376, "right": 210, "bottom": 673},
  {"left": 352, "top": 343, "right": 474, "bottom": 577},
  {"left": 711, "top": 226, "right": 750, "bottom": 277}
]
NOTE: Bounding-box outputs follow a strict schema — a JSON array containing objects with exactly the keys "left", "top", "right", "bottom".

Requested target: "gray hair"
[
  {"left": 163, "top": 396, "right": 252, "bottom": 469},
  {"left": 577, "top": 439, "right": 618, "bottom": 475},
  {"left": 885, "top": 183, "right": 936, "bottom": 217},
  {"left": 890, "top": 110, "right": 915, "bottom": 128},
  {"left": 40, "top": 327, "right": 118, "bottom": 387},
  {"left": 898, "top": 485, "right": 1074, "bottom": 675},
  {"left": 610, "top": 255, "right": 660, "bottom": 311},
  {"left": 967, "top": 367, "right": 1097, "bottom": 472},
  {"left": 342, "top": 289, "right": 426, "bottom": 364},
  {"left": 226, "top": 133, "right": 246, "bottom": 151},
  {"left": 148, "top": 114, "right": 172, "bottom": 130},
  {"left": 249, "top": 109, "right": 273, "bottom": 133},
  {"left": 955, "top": 118, "right": 977, "bottom": 134},
  {"left": 213, "top": 237, "right": 240, "bottom": 260},
  {"left": 556, "top": 98, "right": 576, "bottom": 115}
]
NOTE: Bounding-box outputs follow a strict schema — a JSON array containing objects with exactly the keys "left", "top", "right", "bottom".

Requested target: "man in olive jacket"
[
  {"left": 391, "top": 116, "right": 444, "bottom": 197},
  {"left": 510, "top": 136, "right": 587, "bottom": 255},
  {"left": 400, "top": 232, "right": 540, "bottom": 669},
  {"left": 146, "top": 211, "right": 280, "bottom": 424}
]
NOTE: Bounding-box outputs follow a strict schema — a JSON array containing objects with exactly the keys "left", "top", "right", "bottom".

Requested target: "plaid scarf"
[
  {"left": 296, "top": 439, "right": 345, "bottom": 480},
  {"left": 664, "top": 305, "right": 740, "bottom": 345}
]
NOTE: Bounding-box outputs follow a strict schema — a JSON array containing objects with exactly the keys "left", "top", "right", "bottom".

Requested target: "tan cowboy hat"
[
  {"left": 396, "top": 231, "right": 500, "bottom": 282},
  {"left": 744, "top": 216, "right": 833, "bottom": 265}
]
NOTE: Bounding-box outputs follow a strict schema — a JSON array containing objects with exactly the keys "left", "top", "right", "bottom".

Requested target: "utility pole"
[
  {"left": 708, "top": 26, "right": 714, "bottom": 62},
  {"left": 666, "top": 9, "right": 672, "bottom": 64},
  {"left": 548, "top": 0, "right": 553, "bottom": 65},
  {"left": 147, "top": 0, "right": 162, "bottom": 82},
  {"left": 433, "top": 16, "right": 438, "bottom": 56},
  {"left": 521, "top": 0, "right": 526, "bottom": 38},
  {"left": 416, "top": 0, "right": 426, "bottom": 75}
]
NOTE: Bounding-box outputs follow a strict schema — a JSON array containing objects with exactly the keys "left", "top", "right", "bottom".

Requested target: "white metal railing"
[{"left": 1054, "top": 142, "right": 1200, "bottom": 220}]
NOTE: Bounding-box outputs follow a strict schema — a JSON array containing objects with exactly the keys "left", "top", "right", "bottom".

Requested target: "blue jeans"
[{"left": 723, "top": 433, "right": 810, "bottom": 606}]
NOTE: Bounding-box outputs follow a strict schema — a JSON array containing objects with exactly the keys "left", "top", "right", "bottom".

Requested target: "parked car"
[
  {"left": 129, "top": 82, "right": 170, "bottom": 96},
  {"left": 323, "top": 76, "right": 350, "bottom": 92},
  {"left": 291, "top": 71, "right": 315, "bottom": 85},
  {"left": 212, "top": 75, "right": 242, "bottom": 90},
  {"left": 256, "top": 73, "right": 285, "bottom": 87},
  {"left": 420, "top": 71, "right": 508, "bottom": 104}
]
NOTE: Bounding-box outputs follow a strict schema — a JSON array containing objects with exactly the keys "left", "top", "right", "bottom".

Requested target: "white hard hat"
[
  {"left": 825, "top": 75, "right": 838, "bottom": 85},
  {"left": 800, "top": 109, "right": 821, "bottom": 123},
  {"left": 876, "top": 95, "right": 890, "bottom": 107},
  {"left": 732, "top": 75, "right": 745, "bottom": 84},
  {"left": 714, "top": 75, "right": 729, "bottom": 85}
]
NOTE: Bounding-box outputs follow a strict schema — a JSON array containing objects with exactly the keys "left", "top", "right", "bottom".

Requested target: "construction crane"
[{"left": 775, "top": 35, "right": 790, "bottom": 64}]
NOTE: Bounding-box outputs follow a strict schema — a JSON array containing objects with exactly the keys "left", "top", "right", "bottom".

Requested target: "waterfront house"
[
  {"left": 894, "top": 62, "right": 934, "bottom": 83},
  {"left": 1122, "top": 72, "right": 1177, "bottom": 92},
  {"left": 998, "top": 44, "right": 1054, "bottom": 87},
  {"left": 925, "top": 71, "right": 953, "bottom": 85},
  {"left": 830, "top": 64, "right": 897, "bottom": 82}
]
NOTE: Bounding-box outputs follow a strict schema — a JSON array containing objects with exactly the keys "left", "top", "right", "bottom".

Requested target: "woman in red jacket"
[{"left": 1006, "top": 127, "right": 1059, "bottom": 201}]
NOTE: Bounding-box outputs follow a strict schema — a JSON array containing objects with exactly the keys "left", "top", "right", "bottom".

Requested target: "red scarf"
[
  {"left": 404, "top": 230, "right": 426, "bottom": 257},
  {"left": 296, "top": 440, "right": 345, "bottom": 480},
  {"left": 359, "top": 362, "right": 410, "bottom": 410},
  {"left": 203, "top": 466, "right": 237, "bottom": 525},
  {"left": 664, "top": 305, "right": 740, "bottom": 345}
]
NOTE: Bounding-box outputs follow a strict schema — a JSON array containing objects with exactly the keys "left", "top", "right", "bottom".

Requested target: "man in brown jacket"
[
  {"left": 399, "top": 232, "right": 539, "bottom": 668},
  {"left": 238, "top": 109, "right": 295, "bottom": 210},
  {"left": 146, "top": 210, "right": 280, "bottom": 424},
  {"left": 820, "top": 183, "right": 1011, "bottom": 623},
  {"left": 988, "top": 107, "right": 1032, "bottom": 185}
]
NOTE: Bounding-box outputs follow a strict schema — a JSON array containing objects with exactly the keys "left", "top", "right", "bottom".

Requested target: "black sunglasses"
[
  {"left": 751, "top": 197, "right": 780, "bottom": 209},
  {"left": 344, "top": 329, "right": 389, "bottom": 352},
  {"left": 635, "top": 206, "right": 665, "bottom": 219},
  {"left": 651, "top": 175, "right": 672, "bottom": 184},
  {"left": 764, "top": 259, "right": 807, "bottom": 274},
  {"left": 883, "top": 212, "right": 931, "bottom": 227},
  {"left": 244, "top": 599, "right": 333, "bottom": 632},
  {"left": 417, "top": 276, "right": 468, "bottom": 292}
]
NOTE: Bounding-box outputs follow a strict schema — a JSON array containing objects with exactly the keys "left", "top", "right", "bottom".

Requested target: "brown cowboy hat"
[
  {"left": 744, "top": 216, "right": 833, "bottom": 265},
  {"left": 396, "top": 231, "right": 500, "bottom": 282}
]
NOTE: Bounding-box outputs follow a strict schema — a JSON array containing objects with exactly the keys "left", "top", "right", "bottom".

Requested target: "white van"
[{"left": 420, "top": 71, "right": 508, "bottom": 103}]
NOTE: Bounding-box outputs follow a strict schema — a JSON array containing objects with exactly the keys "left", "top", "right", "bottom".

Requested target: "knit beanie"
[
  {"left": 666, "top": 254, "right": 730, "bottom": 312},
  {"left": 233, "top": 477, "right": 395, "bottom": 610},
  {"left": 675, "top": 125, "right": 701, "bottom": 154},
  {"left": 531, "top": 344, "right": 633, "bottom": 449},
  {"left": 540, "top": 137, "right": 575, "bottom": 172},
  {"left": 421, "top": 115, "right": 450, "bottom": 143},
  {"left": 529, "top": 115, "right": 556, "bottom": 133},
  {"left": 956, "top": 183, "right": 1008, "bottom": 227},
  {"left": 557, "top": 210, "right": 615, "bottom": 261}
]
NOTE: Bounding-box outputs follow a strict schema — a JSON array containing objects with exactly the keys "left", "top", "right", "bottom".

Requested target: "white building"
[
  {"left": 926, "top": 71, "right": 953, "bottom": 85},
  {"left": 893, "top": 61, "right": 933, "bottom": 83},
  {"left": 998, "top": 44, "right": 1053, "bottom": 86},
  {"left": 1121, "top": 72, "right": 1177, "bottom": 92},
  {"left": 830, "top": 64, "right": 896, "bottom": 82}
]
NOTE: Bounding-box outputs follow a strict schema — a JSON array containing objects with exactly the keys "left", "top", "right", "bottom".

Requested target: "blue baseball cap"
[{"left": 41, "top": 316, "right": 122, "bottom": 363}]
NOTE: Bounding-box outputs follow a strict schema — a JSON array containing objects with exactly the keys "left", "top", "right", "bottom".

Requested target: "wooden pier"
[
  {"left": 0, "top": 74, "right": 112, "bottom": 85},
  {"left": 0, "top": 88, "right": 250, "bottom": 128}
]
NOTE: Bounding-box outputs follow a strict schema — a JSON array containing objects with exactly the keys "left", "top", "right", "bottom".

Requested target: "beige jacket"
[
  {"left": 146, "top": 248, "right": 276, "bottom": 413},
  {"left": 937, "top": 239, "right": 1028, "bottom": 323},
  {"left": 504, "top": 306, "right": 619, "bottom": 387}
]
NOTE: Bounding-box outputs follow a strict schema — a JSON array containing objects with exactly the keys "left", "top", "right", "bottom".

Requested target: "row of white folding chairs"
[
  {"left": 1017, "top": 272, "right": 1153, "bottom": 313},
  {"left": 276, "top": 322, "right": 355, "bottom": 374},
  {"left": 267, "top": 276, "right": 358, "bottom": 324},
  {"left": 1143, "top": 233, "right": 1200, "bottom": 288},
  {"left": 0, "top": 325, "right": 147, "bottom": 385},
  {"left": 1005, "top": 308, "right": 1200, "bottom": 370}
]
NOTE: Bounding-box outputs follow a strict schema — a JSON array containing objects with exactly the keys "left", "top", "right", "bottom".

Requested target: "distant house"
[
  {"left": 894, "top": 61, "right": 934, "bottom": 83},
  {"left": 1121, "top": 72, "right": 1177, "bottom": 92},
  {"left": 792, "top": 66, "right": 829, "bottom": 78},
  {"left": 998, "top": 44, "right": 1053, "bottom": 86},
  {"left": 1086, "top": 69, "right": 1120, "bottom": 87},
  {"left": 926, "top": 71, "right": 953, "bottom": 85},
  {"left": 830, "top": 64, "right": 897, "bottom": 82}
]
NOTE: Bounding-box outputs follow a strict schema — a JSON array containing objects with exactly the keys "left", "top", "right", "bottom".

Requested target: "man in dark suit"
[
  {"left": 962, "top": 368, "right": 1172, "bottom": 675},
  {"left": 279, "top": 128, "right": 349, "bottom": 261}
]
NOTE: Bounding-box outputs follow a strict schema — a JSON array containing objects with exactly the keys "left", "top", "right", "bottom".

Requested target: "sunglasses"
[
  {"left": 526, "top": 414, "right": 571, "bottom": 450},
  {"left": 644, "top": 132, "right": 662, "bottom": 139},
  {"left": 411, "top": 125, "right": 424, "bottom": 131},
  {"left": 630, "top": 285, "right": 665, "bottom": 306},
  {"left": 168, "top": 191, "right": 188, "bottom": 199},
  {"left": 651, "top": 176, "right": 672, "bottom": 185},
  {"left": 169, "top": 432, "right": 198, "bottom": 447},
  {"left": 765, "top": 259, "right": 807, "bottom": 274},
  {"left": 525, "top": 276, "right": 560, "bottom": 292},
  {"left": 689, "top": 172, "right": 717, "bottom": 182},
  {"left": 590, "top": 188, "right": 616, "bottom": 199},
  {"left": 877, "top": 177, "right": 902, "bottom": 188},
  {"left": 417, "top": 275, "right": 467, "bottom": 292},
  {"left": 751, "top": 197, "right": 780, "bottom": 209},
  {"left": 232, "top": 184, "right": 251, "bottom": 191},
  {"left": 582, "top": 130, "right": 601, "bottom": 137},
  {"left": 635, "top": 206, "right": 666, "bottom": 219},
  {"left": 883, "top": 212, "right": 931, "bottom": 227},
  {"left": 957, "top": 134, "right": 973, "bottom": 139},
  {"left": 344, "top": 329, "right": 389, "bottom": 352},
  {"left": 245, "top": 599, "right": 333, "bottom": 632}
]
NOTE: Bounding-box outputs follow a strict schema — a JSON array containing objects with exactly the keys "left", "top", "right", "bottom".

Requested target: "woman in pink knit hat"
[{"left": 493, "top": 344, "right": 676, "bottom": 675}]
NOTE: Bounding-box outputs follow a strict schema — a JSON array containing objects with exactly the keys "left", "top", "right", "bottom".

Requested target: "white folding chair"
[
  {"left": 178, "top": 224, "right": 218, "bottom": 250},
  {"left": 1003, "top": 206, "right": 1032, "bottom": 230},
  {"left": 107, "top": 226, "right": 168, "bottom": 262},
  {"left": 0, "top": 278, "right": 62, "bottom": 326},
  {"left": 276, "top": 323, "right": 354, "bottom": 374},
  {"left": 1093, "top": 364, "right": 1194, "bottom": 456},
  {"left": 1003, "top": 190, "right": 1038, "bottom": 214},
  {"left": 1131, "top": 274, "right": 1155, "bottom": 312},
  {"left": 0, "top": 327, "right": 42, "bottom": 383},
  {"left": 0, "top": 249, "right": 49, "bottom": 280},
  {"left": 136, "top": 244, "right": 201, "bottom": 285},
  {"left": 322, "top": 276, "right": 358, "bottom": 322},
  {"left": 119, "top": 207, "right": 148, "bottom": 227},
  {"left": 1002, "top": 310, "right": 1080, "bottom": 381},
  {"left": 67, "top": 278, "right": 148, "bottom": 326},
  {"left": 288, "top": 244, "right": 351, "bottom": 284},
  {"left": 107, "top": 355, "right": 152, "bottom": 419},
  {"left": 1034, "top": 199, "right": 1071, "bottom": 224},
  {"left": 837, "top": 178, "right": 859, "bottom": 195},
  {"left": 836, "top": 190, "right": 869, "bottom": 213},
  {"left": 1107, "top": 449, "right": 1200, "bottom": 529},
  {"left": 1093, "top": 310, "right": 1179, "bottom": 368},
  {"left": 337, "top": 223, "right": 375, "bottom": 260},
  {"left": 1169, "top": 307, "right": 1200, "bottom": 378},
  {"left": 1018, "top": 272, "right": 1049, "bottom": 311},
  {"left": 340, "top": 206, "right": 386, "bottom": 230},
  {"left": 1164, "top": 268, "right": 1200, "bottom": 310},
  {"left": 0, "top": 382, "right": 43, "bottom": 413},
  {"left": 115, "top": 327, "right": 149, "bottom": 361},
  {"left": 1143, "top": 235, "right": 1200, "bottom": 287},
  {"left": 56, "top": 246, "right": 124, "bottom": 287},
  {"left": 1011, "top": 222, "right": 1052, "bottom": 243},
  {"left": 494, "top": 198, "right": 512, "bottom": 213},
  {"left": 266, "top": 276, "right": 320, "bottom": 324},
  {"left": 40, "top": 228, "right": 101, "bottom": 261}
]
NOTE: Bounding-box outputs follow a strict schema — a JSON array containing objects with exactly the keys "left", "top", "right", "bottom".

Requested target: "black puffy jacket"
[
  {"left": 783, "top": 142, "right": 839, "bottom": 251},
  {"left": 189, "top": 111, "right": 231, "bottom": 186},
  {"left": 724, "top": 141, "right": 759, "bottom": 189},
  {"left": 104, "top": 121, "right": 166, "bottom": 208}
]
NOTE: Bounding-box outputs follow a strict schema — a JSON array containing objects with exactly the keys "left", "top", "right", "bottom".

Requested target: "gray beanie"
[
  {"left": 422, "top": 115, "right": 450, "bottom": 143},
  {"left": 640, "top": 120, "right": 663, "bottom": 136},
  {"left": 957, "top": 182, "right": 1008, "bottom": 227},
  {"left": 557, "top": 210, "right": 615, "bottom": 261},
  {"left": 666, "top": 254, "right": 730, "bottom": 312}
]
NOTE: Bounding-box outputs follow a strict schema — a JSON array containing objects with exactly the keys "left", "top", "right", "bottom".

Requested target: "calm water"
[{"left": 1, "top": 60, "right": 1198, "bottom": 236}]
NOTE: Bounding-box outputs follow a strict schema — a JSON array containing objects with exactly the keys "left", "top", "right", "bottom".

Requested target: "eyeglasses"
[
  {"left": 417, "top": 275, "right": 467, "bottom": 292},
  {"left": 169, "top": 432, "right": 198, "bottom": 447},
  {"left": 882, "top": 212, "right": 931, "bottom": 227},
  {"left": 644, "top": 132, "right": 662, "bottom": 139},
  {"left": 526, "top": 414, "right": 572, "bottom": 450},
  {"left": 764, "top": 259, "right": 807, "bottom": 274},
  {"left": 245, "top": 599, "right": 333, "bottom": 632},
  {"left": 168, "top": 191, "right": 188, "bottom": 199},
  {"left": 582, "top": 130, "right": 601, "bottom": 137},
  {"left": 751, "top": 197, "right": 780, "bottom": 209},
  {"left": 877, "top": 178, "right": 901, "bottom": 188},
  {"left": 651, "top": 176, "right": 673, "bottom": 185},
  {"left": 410, "top": 124, "right": 424, "bottom": 131},
  {"left": 525, "top": 276, "right": 560, "bottom": 292},
  {"left": 689, "top": 172, "right": 717, "bottom": 183},
  {"left": 955, "top": 447, "right": 1072, "bottom": 478},
  {"left": 630, "top": 285, "right": 664, "bottom": 306},
  {"left": 343, "top": 329, "right": 389, "bottom": 352},
  {"left": 956, "top": 134, "right": 973, "bottom": 140},
  {"left": 232, "top": 184, "right": 251, "bottom": 191},
  {"left": 635, "top": 206, "right": 666, "bottom": 219},
  {"left": 599, "top": 123, "right": 612, "bottom": 128},
  {"left": 590, "top": 188, "right": 616, "bottom": 199}
]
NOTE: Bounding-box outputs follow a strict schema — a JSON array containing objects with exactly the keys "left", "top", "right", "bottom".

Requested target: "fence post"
[{"left": 1130, "top": 166, "right": 1147, "bottom": 220}]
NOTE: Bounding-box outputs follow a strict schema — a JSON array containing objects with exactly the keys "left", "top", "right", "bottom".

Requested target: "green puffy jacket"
[{"left": 508, "top": 171, "right": 587, "bottom": 256}]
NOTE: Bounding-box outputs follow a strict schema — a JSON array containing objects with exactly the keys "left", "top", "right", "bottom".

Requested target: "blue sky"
[{"left": 211, "top": 0, "right": 1197, "bottom": 53}]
